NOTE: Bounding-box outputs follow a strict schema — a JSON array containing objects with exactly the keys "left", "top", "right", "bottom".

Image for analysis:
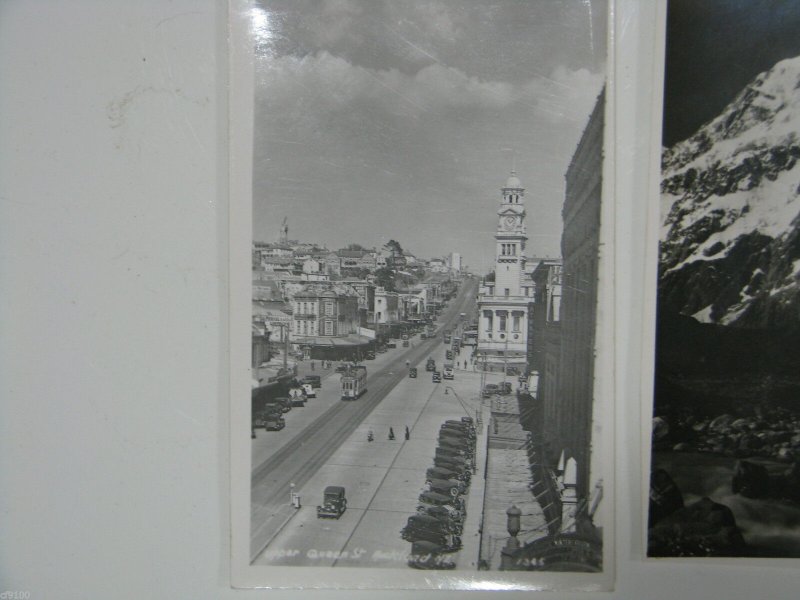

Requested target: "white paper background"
[{"left": 1, "top": 0, "right": 798, "bottom": 598}]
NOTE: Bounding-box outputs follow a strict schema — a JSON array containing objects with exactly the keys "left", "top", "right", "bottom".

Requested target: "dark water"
[{"left": 654, "top": 452, "right": 800, "bottom": 557}]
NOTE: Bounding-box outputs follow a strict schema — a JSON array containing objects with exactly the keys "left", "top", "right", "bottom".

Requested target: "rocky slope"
[{"left": 660, "top": 56, "right": 800, "bottom": 330}]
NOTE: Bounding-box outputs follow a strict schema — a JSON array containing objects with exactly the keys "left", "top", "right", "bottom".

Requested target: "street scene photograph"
[
  {"left": 242, "top": 0, "right": 610, "bottom": 577},
  {"left": 649, "top": 0, "right": 800, "bottom": 558}
]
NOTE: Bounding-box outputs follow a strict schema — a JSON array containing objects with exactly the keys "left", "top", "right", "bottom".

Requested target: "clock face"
[{"left": 503, "top": 216, "right": 516, "bottom": 230}]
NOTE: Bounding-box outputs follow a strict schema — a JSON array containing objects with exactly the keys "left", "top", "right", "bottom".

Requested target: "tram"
[{"left": 340, "top": 365, "right": 367, "bottom": 400}]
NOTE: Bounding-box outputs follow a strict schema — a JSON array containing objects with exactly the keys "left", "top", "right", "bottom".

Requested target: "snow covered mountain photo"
[
  {"left": 659, "top": 56, "right": 800, "bottom": 330},
  {"left": 649, "top": 0, "right": 800, "bottom": 558}
]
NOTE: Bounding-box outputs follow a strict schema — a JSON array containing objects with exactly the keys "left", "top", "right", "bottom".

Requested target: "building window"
[
  {"left": 324, "top": 320, "right": 333, "bottom": 335},
  {"left": 504, "top": 288, "right": 510, "bottom": 296},
  {"left": 512, "top": 312, "right": 522, "bottom": 332},
  {"left": 325, "top": 301, "right": 334, "bottom": 316},
  {"left": 483, "top": 310, "right": 493, "bottom": 332},
  {"left": 498, "top": 313, "right": 507, "bottom": 331}
]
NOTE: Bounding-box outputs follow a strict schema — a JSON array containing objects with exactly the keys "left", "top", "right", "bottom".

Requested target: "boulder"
[{"left": 648, "top": 497, "right": 747, "bottom": 557}]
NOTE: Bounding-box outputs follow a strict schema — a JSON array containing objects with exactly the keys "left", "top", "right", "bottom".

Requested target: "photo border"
[{"left": 230, "top": 0, "right": 618, "bottom": 589}]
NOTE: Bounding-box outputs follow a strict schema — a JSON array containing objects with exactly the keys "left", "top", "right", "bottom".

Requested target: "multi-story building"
[
  {"left": 553, "top": 88, "right": 604, "bottom": 514},
  {"left": 476, "top": 171, "right": 535, "bottom": 372},
  {"left": 291, "top": 283, "right": 360, "bottom": 338},
  {"left": 338, "top": 279, "right": 376, "bottom": 326},
  {"left": 373, "top": 287, "right": 400, "bottom": 324}
]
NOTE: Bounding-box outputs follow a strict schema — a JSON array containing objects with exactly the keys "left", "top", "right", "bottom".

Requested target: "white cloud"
[{"left": 259, "top": 51, "right": 603, "bottom": 119}]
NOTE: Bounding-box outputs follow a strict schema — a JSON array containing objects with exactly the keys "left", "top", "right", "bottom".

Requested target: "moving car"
[
  {"left": 426, "top": 358, "right": 436, "bottom": 372},
  {"left": 316, "top": 486, "right": 347, "bottom": 519},
  {"left": 301, "top": 383, "right": 316, "bottom": 398},
  {"left": 409, "top": 367, "right": 417, "bottom": 378},
  {"left": 432, "top": 371, "right": 441, "bottom": 383},
  {"left": 443, "top": 364, "right": 454, "bottom": 380}
]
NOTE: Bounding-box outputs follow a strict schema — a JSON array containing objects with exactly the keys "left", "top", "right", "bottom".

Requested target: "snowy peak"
[{"left": 659, "top": 56, "right": 800, "bottom": 330}]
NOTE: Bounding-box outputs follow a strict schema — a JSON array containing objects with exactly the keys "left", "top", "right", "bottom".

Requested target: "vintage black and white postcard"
[
  {"left": 647, "top": 0, "right": 800, "bottom": 560},
  {"left": 230, "top": 0, "right": 615, "bottom": 589}
]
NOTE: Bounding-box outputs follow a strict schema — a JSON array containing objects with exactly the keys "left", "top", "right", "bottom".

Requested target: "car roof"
[{"left": 324, "top": 485, "right": 345, "bottom": 494}]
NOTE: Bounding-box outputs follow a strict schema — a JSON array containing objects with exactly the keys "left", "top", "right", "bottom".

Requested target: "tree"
[
  {"left": 346, "top": 243, "right": 366, "bottom": 251},
  {"left": 374, "top": 267, "right": 396, "bottom": 292}
]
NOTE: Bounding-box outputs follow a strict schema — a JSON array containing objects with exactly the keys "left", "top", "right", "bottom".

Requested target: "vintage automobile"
[
  {"left": 418, "top": 491, "right": 465, "bottom": 513},
  {"left": 316, "top": 485, "right": 347, "bottom": 519},
  {"left": 289, "top": 388, "right": 307, "bottom": 407},
  {"left": 481, "top": 383, "right": 500, "bottom": 398},
  {"left": 401, "top": 514, "right": 462, "bottom": 550},
  {"left": 409, "top": 367, "right": 417, "bottom": 378},
  {"left": 433, "top": 455, "right": 470, "bottom": 473},
  {"left": 335, "top": 363, "right": 349, "bottom": 373},
  {"left": 438, "top": 435, "right": 473, "bottom": 452},
  {"left": 364, "top": 351, "right": 376, "bottom": 360},
  {"left": 431, "top": 371, "right": 441, "bottom": 383},
  {"left": 426, "top": 466, "right": 469, "bottom": 485},
  {"left": 445, "top": 350, "right": 454, "bottom": 361},
  {"left": 386, "top": 342, "right": 397, "bottom": 349},
  {"left": 426, "top": 478, "right": 465, "bottom": 497},
  {"left": 441, "top": 421, "right": 475, "bottom": 436},
  {"left": 402, "top": 340, "right": 409, "bottom": 347},
  {"left": 425, "top": 358, "right": 436, "bottom": 372},
  {"left": 274, "top": 397, "right": 292, "bottom": 413},
  {"left": 262, "top": 412, "right": 285, "bottom": 431},
  {"left": 416, "top": 503, "right": 464, "bottom": 528},
  {"left": 301, "top": 383, "right": 316, "bottom": 398},
  {"left": 442, "top": 364, "right": 454, "bottom": 380},
  {"left": 439, "top": 427, "right": 474, "bottom": 443},
  {"left": 301, "top": 374, "right": 322, "bottom": 389},
  {"left": 407, "top": 540, "right": 456, "bottom": 570},
  {"left": 499, "top": 381, "right": 513, "bottom": 395}
]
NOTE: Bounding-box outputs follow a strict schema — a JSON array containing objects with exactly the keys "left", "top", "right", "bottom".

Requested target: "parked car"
[
  {"left": 335, "top": 363, "right": 348, "bottom": 373},
  {"left": 481, "top": 383, "right": 499, "bottom": 398},
  {"left": 426, "top": 478, "right": 465, "bottom": 497},
  {"left": 316, "top": 486, "right": 347, "bottom": 519},
  {"left": 301, "top": 383, "right": 316, "bottom": 398},
  {"left": 386, "top": 342, "right": 397, "bottom": 349},
  {"left": 274, "top": 397, "right": 292, "bottom": 413},
  {"left": 400, "top": 514, "right": 461, "bottom": 550},
  {"left": 499, "top": 381, "right": 513, "bottom": 395},
  {"left": 432, "top": 371, "right": 441, "bottom": 383},
  {"left": 365, "top": 351, "right": 376, "bottom": 360},
  {"left": 301, "top": 374, "right": 322, "bottom": 389},
  {"left": 263, "top": 413, "right": 285, "bottom": 431}
]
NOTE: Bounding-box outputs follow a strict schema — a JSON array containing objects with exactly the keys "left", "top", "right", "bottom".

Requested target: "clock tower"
[
  {"left": 476, "top": 170, "right": 534, "bottom": 373},
  {"left": 494, "top": 171, "right": 527, "bottom": 296}
]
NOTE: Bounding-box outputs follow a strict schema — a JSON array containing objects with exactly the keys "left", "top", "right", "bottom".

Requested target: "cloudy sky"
[{"left": 251, "top": 0, "right": 606, "bottom": 271}]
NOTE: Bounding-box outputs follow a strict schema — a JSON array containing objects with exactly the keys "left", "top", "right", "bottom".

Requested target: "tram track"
[{"left": 250, "top": 278, "right": 478, "bottom": 550}]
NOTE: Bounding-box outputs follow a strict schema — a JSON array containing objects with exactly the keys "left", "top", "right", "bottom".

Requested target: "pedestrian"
[
  {"left": 405, "top": 425, "right": 410, "bottom": 440},
  {"left": 389, "top": 427, "right": 395, "bottom": 440},
  {"left": 464, "top": 360, "right": 467, "bottom": 369},
  {"left": 311, "top": 361, "right": 315, "bottom": 371}
]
